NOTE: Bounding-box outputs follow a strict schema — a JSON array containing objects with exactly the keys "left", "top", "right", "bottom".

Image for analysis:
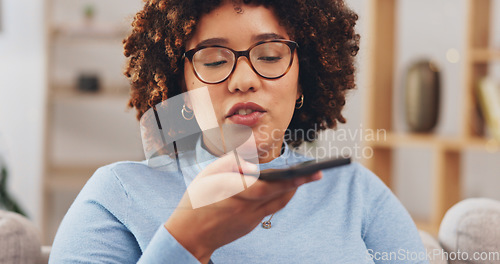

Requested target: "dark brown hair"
[{"left": 123, "top": 0, "right": 360, "bottom": 147}]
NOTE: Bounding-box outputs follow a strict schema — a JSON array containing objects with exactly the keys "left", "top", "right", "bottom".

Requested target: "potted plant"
[{"left": 0, "top": 155, "right": 26, "bottom": 216}]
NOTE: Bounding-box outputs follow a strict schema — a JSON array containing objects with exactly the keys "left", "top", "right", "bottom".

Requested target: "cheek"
[
  {"left": 184, "top": 65, "right": 193, "bottom": 90},
  {"left": 280, "top": 77, "right": 300, "bottom": 108},
  {"left": 270, "top": 84, "right": 298, "bottom": 126},
  {"left": 279, "top": 79, "right": 300, "bottom": 124},
  {"left": 184, "top": 64, "right": 202, "bottom": 91}
]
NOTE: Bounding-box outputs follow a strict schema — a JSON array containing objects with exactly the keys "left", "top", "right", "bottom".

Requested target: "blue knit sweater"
[{"left": 50, "top": 139, "right": 428, "bottom": 263}]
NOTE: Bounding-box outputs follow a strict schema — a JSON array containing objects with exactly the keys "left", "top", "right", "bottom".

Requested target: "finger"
[
  {"left": 187, "top": 171, "right": 252, "bottom": 209},
  {"left": 236, "top": 171, "right": 323, "bottom": 201},
  {"left": 299, "top": 171, "right": 323, "bottom": 184}
]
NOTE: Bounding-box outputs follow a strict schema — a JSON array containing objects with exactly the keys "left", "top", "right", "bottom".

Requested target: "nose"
[{"left": 227, "top": 57, "right": 260, "bottom": 93}]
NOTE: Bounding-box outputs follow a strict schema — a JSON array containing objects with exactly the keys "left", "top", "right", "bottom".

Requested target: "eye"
[
  {"left": 257, "top": 56, "right": 283, "bottom": 62},
  {"left": 194, "top": 47, "right": 232, "bottom": 68},
  {"left": 203, "top": 60, "right": 228, "bottom": 67}
]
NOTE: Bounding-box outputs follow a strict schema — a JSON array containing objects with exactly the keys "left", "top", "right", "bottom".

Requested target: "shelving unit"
[
  {"left": 364, "top": 0, "right": 498, "bottom": 235},
  {"left": 41, "top": 1, "right": 143, "bottom": 244},
  {"left": 50, "top": 23, "right": 128, "bottom": 39}
]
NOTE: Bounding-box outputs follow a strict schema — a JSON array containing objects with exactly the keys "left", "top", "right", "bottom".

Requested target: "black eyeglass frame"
[{"left": 183, "top": 39, "right": 299, "bottom": 84}]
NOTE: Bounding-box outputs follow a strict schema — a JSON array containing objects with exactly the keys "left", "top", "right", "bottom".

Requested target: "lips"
[
  {"left": 225, "top": 102, "right": 266, "bottom": 126},
  {"left": 226, "top": 102, "right": 266, "bottom": 117}
]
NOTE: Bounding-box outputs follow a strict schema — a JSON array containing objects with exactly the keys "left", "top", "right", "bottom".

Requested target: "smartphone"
[{"left": 258, "top": 157, "right": 351, "bottom": 181}]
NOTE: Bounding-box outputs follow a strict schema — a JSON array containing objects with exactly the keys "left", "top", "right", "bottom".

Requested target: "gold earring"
[
  {"left": 295, "top": 95, "right": 304, "bottom": 109},
  {"left": 182, "top": 104, "right": 194, "bottom": 120}
]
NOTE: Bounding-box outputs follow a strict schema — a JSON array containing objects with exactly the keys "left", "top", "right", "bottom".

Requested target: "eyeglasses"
[{"left": 183, "top": 39, "right": 298, "bottom": 84}]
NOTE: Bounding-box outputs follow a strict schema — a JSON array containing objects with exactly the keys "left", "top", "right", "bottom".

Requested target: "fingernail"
[{"left": 311, "top": 173, "right": 322, "bottom": 181}]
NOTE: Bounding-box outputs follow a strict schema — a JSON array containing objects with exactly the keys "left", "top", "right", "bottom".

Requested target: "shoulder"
[
  {"left": 95, "top": 160, "right": 149, "bottom": 175},
  {"left": 87, "top": 161, "right": 150, "bottom": 188},
  {"left": 80, "top": 158, "right": 184, "bottom": 201},
  {"left": 90, "top": 157, "right": 180, "bottom": 184},
  {"left": 317, "top": 161, "right": 395, "bottom": 220},
  {"left": 321, "top": 161, "right": 388, "bottom": 191},
  {"left": 76, "top": 161, "right": 148, "bottom": 201},
  {"left": 348, "top": 162, "right": 388, "bottom": 190}
]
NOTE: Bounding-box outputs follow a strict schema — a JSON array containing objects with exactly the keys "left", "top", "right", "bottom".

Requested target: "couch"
[
  {"left": 0, "top": 210, "right": 50, "bottom": 264},
  {"left": 422, "top": 198, "right": 500, "bottom": 264},
  {"left": 1, "top": 198, "right": 499, "bottom": 264}
]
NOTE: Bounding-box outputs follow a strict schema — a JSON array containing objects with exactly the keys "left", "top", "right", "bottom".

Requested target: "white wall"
[{"left": 0, "top": 0, "right": 47, "bottom": 225}]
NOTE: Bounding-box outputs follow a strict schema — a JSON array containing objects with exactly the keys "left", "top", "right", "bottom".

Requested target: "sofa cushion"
[
  {"left": 439, "top": 198, "right": 500, "bottom": 264},
  {"left": 0, "top": 210, "right": 41, "bottom": 264},
  {"left": 419, "top": 230, "right": 448, "bottom": 264}
]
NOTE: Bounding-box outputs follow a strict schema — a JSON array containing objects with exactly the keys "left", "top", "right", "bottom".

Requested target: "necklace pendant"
[{"left": 262, "top": 220, "right": 272, "bottom": 229}]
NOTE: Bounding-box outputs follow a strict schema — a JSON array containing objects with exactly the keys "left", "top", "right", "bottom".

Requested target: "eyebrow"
[
  {"left": 195, "top": 38, "right": 228, "bottom": 48},
  {"left": 194, "top": 33, "right": 287, "bottom": 49},
  {"left": 252, "top": 33, "right": 286, "bottom": 42}
]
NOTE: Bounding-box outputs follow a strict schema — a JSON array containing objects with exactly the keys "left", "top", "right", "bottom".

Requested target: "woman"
[{"left": 50, "top": 0, "right": 428, "bottom": 263}]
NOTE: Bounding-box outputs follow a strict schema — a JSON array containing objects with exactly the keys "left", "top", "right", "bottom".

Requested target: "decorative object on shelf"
[
  {"left": 404, "top": 59, "right": 441, "bottom": 132},
  {"left": 77, "top": 73, "right": 100, "bottom": 92},
  {"left": 476, "top": 77, "right": 500, "bottom": 142},
  {"left": 83, "top": 4, "right": 96, "bottom": 23}
]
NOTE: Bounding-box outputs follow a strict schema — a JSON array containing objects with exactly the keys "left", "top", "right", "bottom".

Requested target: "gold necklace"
[{"left": 261, "top": 213, "right": 275, "bottom": 229}]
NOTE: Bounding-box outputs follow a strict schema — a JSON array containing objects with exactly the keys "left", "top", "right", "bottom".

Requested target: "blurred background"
[{"left": 0, "top": 0, "right": 499, "bottom": 245}]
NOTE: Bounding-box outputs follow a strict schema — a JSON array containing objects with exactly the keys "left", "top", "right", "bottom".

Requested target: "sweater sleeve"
[
  {"left": 49, "top": 165, "right": 200, "bottom": 264},
  {"left": 359, "top": 166, "right": 430, "bottom": 264},
  {"left": 138, "top": 226, "right": 201, "bottom": 263}
]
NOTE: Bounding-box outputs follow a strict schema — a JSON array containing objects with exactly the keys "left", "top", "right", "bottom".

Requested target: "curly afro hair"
[{"left": 123, "top": 0, "right": 360, "bottom": 147}]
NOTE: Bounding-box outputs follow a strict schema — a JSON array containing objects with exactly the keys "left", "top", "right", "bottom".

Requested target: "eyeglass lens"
[{"left": 192, "top": 42, "right": 292, "bottom": 83}]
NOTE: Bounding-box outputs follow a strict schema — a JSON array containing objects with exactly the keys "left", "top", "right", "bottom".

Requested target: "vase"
[{"left": 404, "top": 60, "right": 441, "bottom": 132}]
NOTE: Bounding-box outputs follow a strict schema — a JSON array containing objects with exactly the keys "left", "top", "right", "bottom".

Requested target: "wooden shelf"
[
  {"left": 470, "top": 48, "right": 500, "bottom": 62},
  {"left": 50, "top": 23, "right": 128, "bottom": 39},
  {"left": 366, "top": 133, "right": 500, "bottom": 152},
  {"left": 50, "top": 87, "right": 130, "bottom": 100},
  {"left": 463, "top": 137, "right": 500, "bottom": 151},
  {"left": 45, "top": 166, "right": 96, "bottom": 192},
  {"left": 367, "top": 133, "right": 459, "bottom": 148},
  {"left": 42, "top": 0, "right": 143, "bottom": 245}
]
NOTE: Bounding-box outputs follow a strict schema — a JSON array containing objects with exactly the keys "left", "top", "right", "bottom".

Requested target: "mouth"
[
  {"left": 225, "top": 102, "right": 266, "bottom": 118},
  {"left": 225, "top": 102, "right": 267, "bottom": 127}
]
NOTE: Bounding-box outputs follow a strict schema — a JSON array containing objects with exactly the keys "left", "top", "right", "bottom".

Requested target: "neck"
[
  {"left": 257, "top": 140, "right": 285, "bottom": 164},
  {"left": 200, "top": 133, "right": 285, "bottom": 164}
]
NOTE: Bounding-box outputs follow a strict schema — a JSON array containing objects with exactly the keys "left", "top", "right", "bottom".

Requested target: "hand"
[{"left": 164, "top": 154, "right": 322, "bottom": 264}]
